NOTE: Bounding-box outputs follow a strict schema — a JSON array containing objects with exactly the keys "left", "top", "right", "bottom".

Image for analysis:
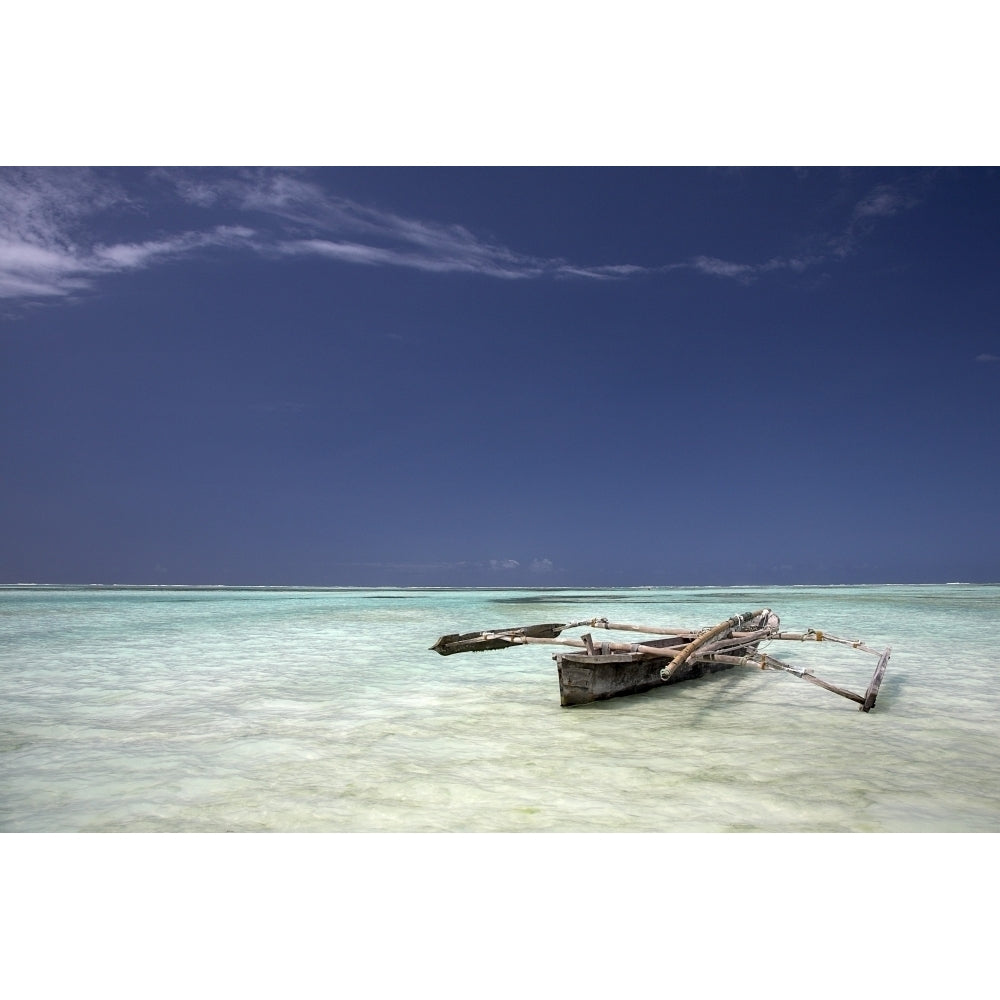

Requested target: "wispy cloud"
[
  {"left": 976, "top": 353, "right": 1000, "bottom": 363},
  {"left": 0, "top": 168, "right": 931, "bottom": 304},
  {"left": 0, "top": 167, "right": 656, "bottom": 302},
  {"left": 190, "top": 172, "right": 652, "bottom": 280},
  {"left": 829, "top": 180, "right": 924, "bottom": 259},
  {"left": 92, "top": 226, "right": 255, "bottom": 269},
  {"left": 689, "top": 256, "right": 757, "bottom": 280},
  {"left": 682, "top": 253, "right": 814, "bottom": 284},
  {"left": 0, "top": 168, "right": 260, "bottom": 300},
  {"left": 683, "top": 179, "right": 925, "bottom": 284},
  {"left": 336, "top": 557, "right": 545, "bottom": 576}
]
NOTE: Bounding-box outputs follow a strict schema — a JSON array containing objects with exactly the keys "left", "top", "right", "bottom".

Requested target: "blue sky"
[{"left": 2, "top": 166, "right": 998, "bottom": 585}]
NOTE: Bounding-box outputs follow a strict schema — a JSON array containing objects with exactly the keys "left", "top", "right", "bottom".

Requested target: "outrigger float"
[{"left": 431, "top": 609, "right": 891, "bottom": 711}]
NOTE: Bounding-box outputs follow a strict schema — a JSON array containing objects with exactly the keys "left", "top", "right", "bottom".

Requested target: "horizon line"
[{"left": 0, "top": 580, "right": 992, "bottom": 590}]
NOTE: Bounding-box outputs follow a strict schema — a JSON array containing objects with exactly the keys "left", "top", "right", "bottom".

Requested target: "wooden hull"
[{"left": 555, "top": 636, "right": 748, "bottom": 707}]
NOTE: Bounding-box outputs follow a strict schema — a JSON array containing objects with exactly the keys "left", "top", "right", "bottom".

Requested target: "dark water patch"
[
  {"left": 661, "top": 592, "right": 776, "bottom": 605},
  {"left": 489, "top": 595, "right": 643, "bottom": 605}
]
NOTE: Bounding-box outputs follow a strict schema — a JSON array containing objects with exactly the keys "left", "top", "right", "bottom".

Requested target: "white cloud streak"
[
  {"left": 689, "top": 255, "right": 757, "bottom": 280},
  {"left": 830, "top": 181, "right": 923, "bottom": 259},
  {"left": 490, "top": 559, "right": 520, "bottom": 571},
  {"left": 0, "top": 167, "right": 657, "bottom": 301},
  {"left": 0, "top": 168, "right": 261, "bottom": 300},
  {"left": 92, "top": 226, "right": 255, "bottom": 269},
  {"left": 0, "top": 169, "right": 929, "bottom": 303},
  {"left": 684, "top": 253, "right": 815, "bottom": 284},
  {"left": 212, "top": 173, "right": 653, "bottom": 280},
  {"left": 679, "top": 180, "right": 923, "bottom": 284},
  {"left": 337, "top": 558, "right": 545, "bottom": 575}
]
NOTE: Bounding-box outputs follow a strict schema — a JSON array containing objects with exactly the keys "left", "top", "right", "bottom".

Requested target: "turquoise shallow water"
[{"left": 1, "top": 584, "right": 998, "bottom": 831}]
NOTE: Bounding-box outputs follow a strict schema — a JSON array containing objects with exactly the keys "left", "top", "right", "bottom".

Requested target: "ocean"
[{"left": 2, "top": 584, "right": 999, "bottom": 832}]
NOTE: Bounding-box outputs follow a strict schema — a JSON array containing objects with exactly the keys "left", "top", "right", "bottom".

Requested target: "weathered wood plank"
[
  {"left": 862, "top": 647, "right": 892, "bottom": 712},
  {"left": 555, "top": 637, "right": 737, "bottom": 706}
]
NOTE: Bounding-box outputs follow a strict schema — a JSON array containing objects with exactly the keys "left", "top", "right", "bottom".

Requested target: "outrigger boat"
[{"left": 431, "top": 609, "right": 891, "bottom": 711}]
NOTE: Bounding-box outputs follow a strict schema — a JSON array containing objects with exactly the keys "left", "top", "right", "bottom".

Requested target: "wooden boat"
[
  {"left": 556, "top": 635, "right": 750, "bottom": 706},
  {"left": 431, "top": 608, "right": 891, "bottom": 711}
]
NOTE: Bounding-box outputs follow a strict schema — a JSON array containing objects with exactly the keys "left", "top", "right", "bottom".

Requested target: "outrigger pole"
[{"left": 431, "top": 610, "right": 892, "bottom": 712}]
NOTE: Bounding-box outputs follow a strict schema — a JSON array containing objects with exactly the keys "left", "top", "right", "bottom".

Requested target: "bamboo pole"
[
  {"left": 496, "top": 633, "right": 691, "bottom": 658},
  {"left": 589, "top": 618, "right": 776, "bottom": 639},
  {"left": 661, "top": 610, "right": 767, "bottom": 681},
  {"left": 587, "top": 619, "right": 703, "bottom": 637},
  {"left": 589, "top": 619, "right": 879, "bottom": 652},
  {"left": 695, "top": 652, "right": 867, "bottom": 706}
]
